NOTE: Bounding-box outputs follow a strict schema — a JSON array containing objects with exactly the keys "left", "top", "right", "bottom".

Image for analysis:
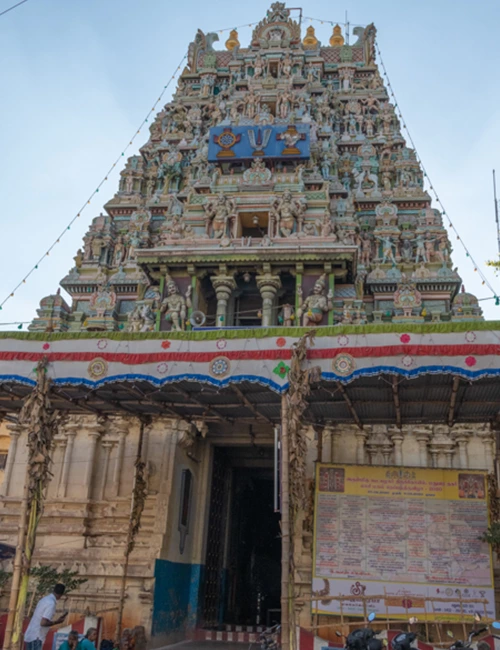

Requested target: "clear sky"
[{"left": 1, "top": 0, "right": 500, "bottom": 328}]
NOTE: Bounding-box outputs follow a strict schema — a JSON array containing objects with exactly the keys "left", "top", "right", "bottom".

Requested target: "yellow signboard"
[{"left": 312, "top": 464, "right": 494, "bottom": 620}]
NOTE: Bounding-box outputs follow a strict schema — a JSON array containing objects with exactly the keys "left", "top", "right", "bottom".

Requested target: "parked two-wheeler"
[
  {"left": 249, "top": 623, "right": 280, "bottom": 650},
  {"left": 337, "top": 612, "right": 385, "bottom": 650}
]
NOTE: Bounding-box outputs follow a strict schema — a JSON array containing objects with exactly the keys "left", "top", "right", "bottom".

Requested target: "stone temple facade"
[{"left": 1, "top": 4, "right": 498, "bottom": 650}]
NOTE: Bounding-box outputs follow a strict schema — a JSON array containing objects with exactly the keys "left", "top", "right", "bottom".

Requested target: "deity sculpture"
[
  {"left": 360, "top": 232, "right": 373, "bottom": 266},
  {"left": 296, "top": 275, "right": 333, "bottom": 327},
  {"left": 160, "top": 277, "right": 192, "bottom": 331},
  {"left": 204, "top": 193, "right": 237, "bottom": 238},
  {"left": 270, "top": 190, "right": 305, "bottom": 237},
  {"left": 376, "top": 234, "right": 396, "bottom": 264},
  {"left": 126, "top": 304, "right": 156, "bottom": 332}
]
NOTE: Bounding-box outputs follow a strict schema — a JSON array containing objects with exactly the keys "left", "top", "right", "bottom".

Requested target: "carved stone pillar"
[
  {"left": 98, "top": 441, "right": 114, "bottom": 501},
  {"left": 480, "top": 431, "right": 495, "bottom": 473},
  {"left": 355, "top": 430, "right": 367, "bottom": 465},
  {"left": 0, "top": 423, "right": 22, "bottom": 497},
  {"left": 58, "top": 423, "right": 78, "bottom": 498},
  {"left": 390, "top": 431, "right": 404, "bottom": 466},
  {"left": 430, "top": 426, "right": 455, "bottom": 469},
  {"left": 453, "top": 428, "right": 471, "bottom": 469},
  {"left": 84, "top": 420, "right": 105, "bottom": 500},
  {"left": 111, "top": 420, "right": 129, "bottom": 497},
  {"left": 366, "top": 426, "right": 392, "bottom": 466},
  {"left": 414, "top": 429, "right": 430, "bottom": 467},
  {"left": 256, "top": 274, "right": 281, "bottom": 327},
  {"left": 211, "top": 274, "right": 236, "bottom": 328}
]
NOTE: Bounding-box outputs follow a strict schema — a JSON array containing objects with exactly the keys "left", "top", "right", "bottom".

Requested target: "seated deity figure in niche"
[
  {"left": 296, "top": 275, "right": 334, "bottom": 327},
  {"left": 160, "top": 276, "right": 192, "bottom": 331}
]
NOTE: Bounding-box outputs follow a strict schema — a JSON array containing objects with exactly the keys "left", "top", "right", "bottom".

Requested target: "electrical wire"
[
  {"left": 375, "top": 40, "right": 499, "bottom": 303},
  {"left": 0, "top": 52, "right": 187, "bottom": 313},
  {"left": 0, "top": 0, "right": 29, "bottom": 18}
]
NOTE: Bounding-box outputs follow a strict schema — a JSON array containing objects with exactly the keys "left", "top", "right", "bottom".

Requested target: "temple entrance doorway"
[{"left": 201, "top": 445, "right": 281, "bottom": 629}]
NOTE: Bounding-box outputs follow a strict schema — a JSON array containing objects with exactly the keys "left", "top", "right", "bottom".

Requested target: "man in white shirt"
[{"left": 24, "top": 583, "right": 67, "bottom": 650}]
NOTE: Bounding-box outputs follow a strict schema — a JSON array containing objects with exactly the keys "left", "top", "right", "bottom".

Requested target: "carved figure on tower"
[
  {"left": 204, "top": 193, "right": 237, "bottom": 239},
  {"left": 296, "top": 274, "right": 333, "bottom": 327},
  {"left": 270, "top": 190, "right": 305, "bottom": 237},
  {"left": 160, "top": 276, "right": 192, "bottom": 331}
]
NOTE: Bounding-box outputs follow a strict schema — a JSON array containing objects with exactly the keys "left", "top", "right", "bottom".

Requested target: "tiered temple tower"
[{"left": 30, "top": 2, "right": 483, "bottom": 333}]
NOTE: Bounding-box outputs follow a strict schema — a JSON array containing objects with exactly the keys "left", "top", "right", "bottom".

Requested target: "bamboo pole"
[
  {"left": 3, "top": 477, "right": 29, "bottom": 650},
  {"left": 280, "top": 395, "right": 291, "bottom": 650},
  {"left": 115, "top": 420, "right": 146, "bottom": 643}
]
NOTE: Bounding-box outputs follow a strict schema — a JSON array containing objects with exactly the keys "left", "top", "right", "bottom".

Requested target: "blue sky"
[{"left": 1, "top": 0, "right": 500, "bottom": 327}]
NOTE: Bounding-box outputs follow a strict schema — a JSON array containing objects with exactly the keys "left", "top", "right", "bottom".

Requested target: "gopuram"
[{"left": 1, "top": 4, "right": 499, "bottom": 650}]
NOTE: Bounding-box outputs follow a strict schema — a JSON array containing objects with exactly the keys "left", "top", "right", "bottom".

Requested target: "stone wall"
[
  {"left": 0, "top": 414, "right": 206, "bottom": 642},
  {"left": 0, "top": 416, "right": 497, "bottom": 642}
]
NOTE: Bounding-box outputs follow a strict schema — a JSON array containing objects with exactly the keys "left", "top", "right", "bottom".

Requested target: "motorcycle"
[
  {"left": 337, "top": 612, "right": 385, "bottom": 650},
  {"left": 254, "top": 624, "right": 280, "bottom": 650}
]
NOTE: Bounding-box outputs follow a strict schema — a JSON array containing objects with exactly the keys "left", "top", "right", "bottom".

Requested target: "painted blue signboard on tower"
[{"left": 207, "top": 124, "right": 310, "bottom": 161}]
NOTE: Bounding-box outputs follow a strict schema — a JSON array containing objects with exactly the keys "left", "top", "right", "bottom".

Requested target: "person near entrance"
[
  {"left": 24, "top": 583, "right": 68, "bottom": 650},
  {"left": 80, "top": 628, "right": 98, "bottom": 650},
  {"left": 59, "top": 631, "right": 81, "bottom": 650}
]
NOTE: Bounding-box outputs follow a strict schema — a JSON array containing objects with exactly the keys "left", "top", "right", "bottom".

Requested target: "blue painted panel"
[
  {"left": 208, "top": 124, "right": 310, "bottom": 161},
  {"left": 152, "top": 559, "right": 204, "bottom": 636}
]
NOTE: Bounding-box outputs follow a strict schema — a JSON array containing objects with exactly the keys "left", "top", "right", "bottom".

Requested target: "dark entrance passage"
[
  {"left": 226, "top": 469, "right": 281, "bottom": 626},
  {"left": 202, "top": 446, "right": 281, "bottom": 628}
]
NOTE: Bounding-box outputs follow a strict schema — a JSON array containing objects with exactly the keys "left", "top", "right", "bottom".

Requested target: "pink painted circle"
[
  {"left": 400, "top": 334, "right": 411, "bottom": 344},
  {"left": 97, "top": 339, "right": 108, "bottom": 350},
  {"left": 465, "top": 331, "right": 476, "bottom": 343},
  {"left": 42, "top": 343, "right": 50, "bottom": 350},
  {"left": 402, "top": 355, "right": 413, "bottom": 368},
  {"left": 465, "top": 356, "right": 477, "bottom": 367},
  {"left": 276, "top": 337, "right": 286, "bottom": 348},
  {"left": 157, "top": 362, "right": 169, "bottom": 374},
  {"left": 216, "top": 339, "right": 227, "bottom": 350},
  {"left": 337, "top": 335, "right": 349, "bottom": 347}
]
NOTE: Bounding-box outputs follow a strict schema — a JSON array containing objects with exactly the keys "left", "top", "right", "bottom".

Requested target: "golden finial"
[
  {"left": 225, "top": 29, "right": 240, "bottom": 51},
  {"left": 302, "top": 25, "right": 318, "bottom": 48},
  {"left": 330, "top": 24, "right": 344, "bottom": 46}
]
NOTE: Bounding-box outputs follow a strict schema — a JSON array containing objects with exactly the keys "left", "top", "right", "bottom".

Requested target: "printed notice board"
[{"left": 312, "top": 464, "right": 495, "bottom": 620}]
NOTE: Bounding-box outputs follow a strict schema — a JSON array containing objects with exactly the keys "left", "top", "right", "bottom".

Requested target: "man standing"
[{"left": 24, "top": 583, "right": 67, "bottom": 650}]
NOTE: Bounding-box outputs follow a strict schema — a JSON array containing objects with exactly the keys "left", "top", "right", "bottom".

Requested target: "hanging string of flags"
[
  {"left": 375, "top": 41, "right": 499, "bottom": 306},
  {"left": 0, "top": 52, "right": 188, "bottom": 313}
]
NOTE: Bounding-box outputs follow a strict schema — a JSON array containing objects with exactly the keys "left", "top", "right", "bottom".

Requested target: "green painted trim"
[
  {"left": 328, "top": 274, "right": 335, "bottom": 326},
  {"left": 295, "top": 272, "right": 302, "bottom": 325},
  {"left": 155, "top": 275, "right": 165, "bottom": 332},
  {"left": 4, "top": 321, "right": 500, "bottom": 342}
]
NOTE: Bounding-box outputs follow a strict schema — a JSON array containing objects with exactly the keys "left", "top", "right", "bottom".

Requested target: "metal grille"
[{"left": 202, "top": 450, "right": 230, "bottom": 627}]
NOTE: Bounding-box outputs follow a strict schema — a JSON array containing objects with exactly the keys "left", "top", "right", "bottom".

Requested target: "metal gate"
[{"left": 202, "top": 449, "right": 230, "bottom": 627}]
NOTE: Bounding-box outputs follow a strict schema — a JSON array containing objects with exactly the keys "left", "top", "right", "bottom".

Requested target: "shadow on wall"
[{"left": 151, "top": 559, "right": 203, "bottom": 647}]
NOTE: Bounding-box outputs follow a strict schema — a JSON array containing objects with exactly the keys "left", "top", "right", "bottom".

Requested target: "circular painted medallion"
[
  {"left": 210, "top": 356, "right": 231, "bottom": 378},
  {"left": 88, "top": 357, "right": 108, "bottom": 380},
  {"left": 332, "top": 353, "right": 355, "bottom": 376}
]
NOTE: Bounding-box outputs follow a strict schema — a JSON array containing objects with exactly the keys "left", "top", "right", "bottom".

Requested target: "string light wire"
[
  {"left": 375, "top": 40, "right": 499, "bottom": 303},
  {"left": 0, "top": 0, "right": 29, "bottom": 18},
  {"left": 0, "top": 52, "right": 187, "bottom": 313}
]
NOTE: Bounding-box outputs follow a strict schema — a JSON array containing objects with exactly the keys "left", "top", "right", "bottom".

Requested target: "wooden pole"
[
  {"left": 3, "top": 476, "right": 29, "bottom": 650},
  {"left": 280, "top": 394, "right": 291, "bottom": 650}
]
